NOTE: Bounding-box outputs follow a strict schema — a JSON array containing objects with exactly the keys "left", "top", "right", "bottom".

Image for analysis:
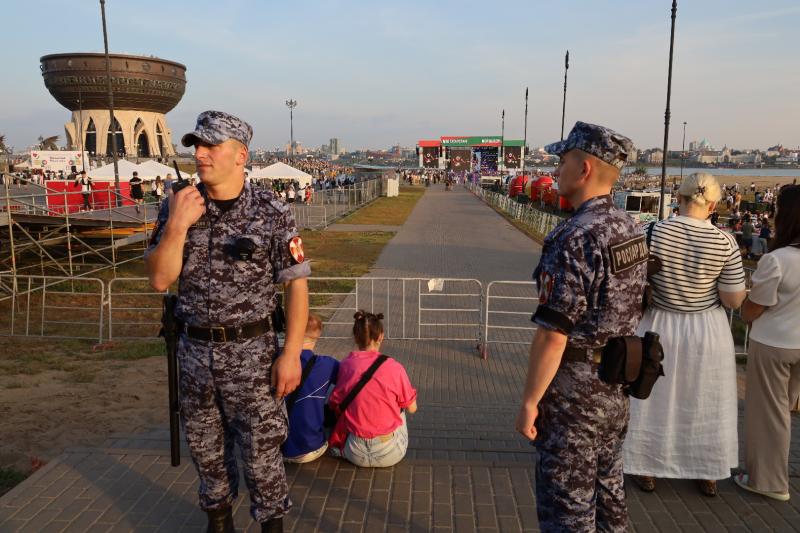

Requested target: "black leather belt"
[
  {"left": 562, "top": 345, "right": 603, "bottom": 364},
  {"left": 179, "top": 317, "right": 272, "bottom": 343}
]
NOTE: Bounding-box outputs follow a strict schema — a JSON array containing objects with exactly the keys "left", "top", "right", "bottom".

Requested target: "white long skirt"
[{"left": 623, "top": 305, "right": 739, "bottom": 480}]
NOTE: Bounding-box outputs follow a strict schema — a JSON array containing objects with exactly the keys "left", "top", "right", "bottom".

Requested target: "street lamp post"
[
  {"left": 561, "top": 50, "right": 569, "bottom": 141},
  {"left": 285, "top": 99, "right": 297, "bottom": 158},
  {"left": 78, "top": 88, "right": 86, "bottom": 173},
  {"left": 100, "top": 0, "right": 120, "bottom": 205},
  {"left": 523, "top": 88, "right": 529, "bottom": 175},
  {"left": 659, "top": 0, "right": 678, "bottom": 220},
  {"left": 680, "top": 121, "right": 687, "bottom": 180},
  {"left": 500, "top": 109, "right": 505, "bottom": 173}
]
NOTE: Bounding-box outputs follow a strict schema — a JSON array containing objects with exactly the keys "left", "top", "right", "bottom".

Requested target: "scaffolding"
[{"left": 0, "top": 179, "right": 157, "bottom": 280}]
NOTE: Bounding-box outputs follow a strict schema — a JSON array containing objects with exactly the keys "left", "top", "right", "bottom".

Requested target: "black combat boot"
[
  {"left": 206, "top": 506, "right": 235, "bottom": 533},
  {"left": 261, "top": 517, "right": 283, "bottom": 533}
]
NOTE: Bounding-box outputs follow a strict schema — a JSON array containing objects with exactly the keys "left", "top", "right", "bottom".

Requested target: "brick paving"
[{"left": 3, "top": 184, "right": 800, "bottom": 532}]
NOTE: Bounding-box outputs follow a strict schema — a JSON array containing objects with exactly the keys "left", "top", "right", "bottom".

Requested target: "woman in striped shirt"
[{"left": 624, "top": 173, "right": 747, "bottom": 496}]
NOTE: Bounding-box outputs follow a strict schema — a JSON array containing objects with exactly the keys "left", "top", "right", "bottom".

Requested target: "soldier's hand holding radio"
[{"left": 167, "top": 184, "right": 205, "bottom": 232}]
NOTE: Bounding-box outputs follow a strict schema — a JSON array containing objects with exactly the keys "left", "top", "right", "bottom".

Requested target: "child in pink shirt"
[{"left": 328, "top": 311, "right": 418, "bottom": 467}]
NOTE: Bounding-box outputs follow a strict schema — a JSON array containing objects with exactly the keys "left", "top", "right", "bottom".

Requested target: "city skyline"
[{"left": 1, "top": 0, "right": 798, "bottom": 153}]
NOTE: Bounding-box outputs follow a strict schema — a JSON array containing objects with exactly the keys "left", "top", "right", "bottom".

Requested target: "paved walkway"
[{"left": 3, "top": 184, "right": 800, "bottom": 532}]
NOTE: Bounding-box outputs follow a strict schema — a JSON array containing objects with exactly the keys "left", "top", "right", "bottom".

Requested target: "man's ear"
[{"left": 580, "top": 157, "right": 593, "bottom": 184}]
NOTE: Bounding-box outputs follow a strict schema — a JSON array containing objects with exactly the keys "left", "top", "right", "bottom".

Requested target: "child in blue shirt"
[{"left": 282, "top": 313, "right": 339, "bottom": 463}]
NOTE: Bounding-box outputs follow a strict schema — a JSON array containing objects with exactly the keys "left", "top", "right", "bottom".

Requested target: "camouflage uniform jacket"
[
  {"left": 532, "top": 194, "right": 647, "bottom": 352},
  {"left": 147, "top": 181, "right": 311, "bottom": 326}
]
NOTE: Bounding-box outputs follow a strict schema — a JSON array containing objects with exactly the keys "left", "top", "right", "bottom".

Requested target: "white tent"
[
  {"left": 136, "top": 160, "right": 176, "bottom": 179},
  {"left": 89, "top": 160, "right": 141, "bottom": 181},
  {"left": 249, "top": 162, "right": 312, "bottom": 188}
]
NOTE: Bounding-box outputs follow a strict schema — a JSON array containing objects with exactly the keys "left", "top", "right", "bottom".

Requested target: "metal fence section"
[
  {"left": 107, "top": 277, "right": 169, "bottom": 340},
  {"left": 466, "top": 182, "right": 564, "bottom": 238},
  {"left": 482, "top": 276, "right": 754, "bottom": 359},
  {"left": 308, "top": 277, "right": 483, "bottom": 341},
  {"left": 0, "top": 274, "right": 105, "bottom": 341},
  {"left": 482, "top": 281, "right": 538, "bottom": 357},
  {"left": 253, "top": 177, "right": 386, "bottom": 230}
]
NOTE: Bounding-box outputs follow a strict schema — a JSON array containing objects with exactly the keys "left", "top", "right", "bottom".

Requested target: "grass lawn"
[
  {"left": 301, "top": 230, "right": 393, "bottom": 278},
  {"left": 338, "top": 186, "right": 425, "bottom": 225}
]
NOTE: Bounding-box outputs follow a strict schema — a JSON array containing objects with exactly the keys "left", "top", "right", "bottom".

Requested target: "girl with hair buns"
[
  {"left": 327, "top": 310, "right": 418, "bottom": 467},
  {"left": 624, "top": 172, "right": 747, "bottom": 497}
]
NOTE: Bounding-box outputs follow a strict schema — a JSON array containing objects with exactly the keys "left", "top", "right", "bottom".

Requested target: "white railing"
[
  {"left": 0, "top": 274, "right": 105, "bottom": 341},
  {"left": 0, "top": 272, "right": 756, "bottom": 356}
]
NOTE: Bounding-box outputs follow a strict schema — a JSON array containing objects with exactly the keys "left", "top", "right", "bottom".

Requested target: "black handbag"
[
  {"left": 324, "top": 355, "right": 388, "bottom": 429},
  {"left": 599, "top": 332, "right": 664, "bottom": 400}
]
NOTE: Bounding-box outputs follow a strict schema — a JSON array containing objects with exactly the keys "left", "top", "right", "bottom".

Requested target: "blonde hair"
[
  {"left": 306, "top": 313, "right": 323, "bottom": 337},
  {"left": 677, "top": 172, "right": 721, "bottom": 206}
]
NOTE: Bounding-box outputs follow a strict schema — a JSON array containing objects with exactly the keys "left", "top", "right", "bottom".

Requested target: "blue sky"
[{"left": 1, "top": 0, "right": 798, "bottom": 152}]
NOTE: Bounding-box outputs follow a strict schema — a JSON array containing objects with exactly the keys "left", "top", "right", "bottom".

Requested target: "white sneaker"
[{"left": 734, "top": 473, "right": 790, "bottom": 502}]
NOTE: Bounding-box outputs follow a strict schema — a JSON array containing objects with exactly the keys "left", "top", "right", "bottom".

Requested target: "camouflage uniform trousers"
[
  {"left": 178, "top": 332, "right": 291, "bottom": 523},
  {"left": 534, "top": 362, "right": 629, "bottom": 532}
]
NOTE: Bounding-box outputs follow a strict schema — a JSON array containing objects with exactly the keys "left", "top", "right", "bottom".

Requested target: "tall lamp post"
[
  {"left": 100, "top": 0, "right": 120, "bottom": 205},
  {"left": 680, "top": 121, "right": 687, "bottom": 180},
  {"left": 659, "top": 0, "right": 678, "bottom": 220},
  {"left": 561, "top": 50, "right": 569, "bottom": 141},
  {"left": 285, "top": 99, "right": 297, "bottom": 158},
  {"left": 500, "top": 109, "right": 505, "bottom": 173},
  {"left": 522, "top": 88, "right": 529, "bottom": 175},
  {"left": 77, "top": 89, "right": 86, "bottom": 173}
]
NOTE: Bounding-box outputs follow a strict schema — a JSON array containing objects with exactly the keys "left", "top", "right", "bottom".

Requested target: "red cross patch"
[
  {"left": 538, "top": 271, "right": 554, "bottom": 305},
  {"left": 289, "top": 236, "right": 305, "bottom": 264}
]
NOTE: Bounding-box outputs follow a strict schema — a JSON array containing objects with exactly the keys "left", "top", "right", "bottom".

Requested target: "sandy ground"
[{"left": 0, "top": 355, "right": 166, "bottom": 473}]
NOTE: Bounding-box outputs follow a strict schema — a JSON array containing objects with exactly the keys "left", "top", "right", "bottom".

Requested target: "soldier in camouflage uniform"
[
  {"left": 146, "top": 111, "right": 310, "bottom": 533},
  {"left": 515, "top": 122, "right": 648, "bottom": 532}
]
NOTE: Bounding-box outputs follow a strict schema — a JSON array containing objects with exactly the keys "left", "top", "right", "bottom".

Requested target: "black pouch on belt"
[{"left": 599, "top": 332, "right": 665, "bottom": 400}]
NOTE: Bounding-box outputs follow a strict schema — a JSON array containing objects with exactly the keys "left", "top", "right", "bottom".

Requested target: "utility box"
[{"left": 385, "top": 177, "right": 399, "bottom": 197}]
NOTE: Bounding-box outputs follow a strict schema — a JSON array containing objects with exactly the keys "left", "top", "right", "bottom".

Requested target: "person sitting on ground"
[
  {"left": 282, "top": 313, "right": 340, "bottom": 464},
  {"left": 736, "top": 185, "right": 800, "bottom": 502},
  {"left": 328, "top": 311, "right": 417, "bottom": 468}
]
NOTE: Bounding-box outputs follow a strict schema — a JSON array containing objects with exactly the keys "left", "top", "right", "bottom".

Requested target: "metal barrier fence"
[
  {"left": 306, "top": 277, "right": 482, "bottom": 341},
  {"left": 254, "top": 178, "right": 386, "bottom": 230},
  {"left": 0, "top": 274, "right": 105, "bottom": 341},
  {"left": 107, "top": 277, "right": 170, "bottom": 340},
  {"left": 466, "top": 182, "right": 563, "bottom": 238},
  {"left": 482, "top": 273, "right": 754, "bottom": 358},
  {"left": 0, "top": 271, "right": 756, "bottom": 355}
]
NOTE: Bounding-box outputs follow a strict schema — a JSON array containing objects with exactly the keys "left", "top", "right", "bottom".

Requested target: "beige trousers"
[{"left": 744, "top": 339, "right": 800, "bottom": 493}]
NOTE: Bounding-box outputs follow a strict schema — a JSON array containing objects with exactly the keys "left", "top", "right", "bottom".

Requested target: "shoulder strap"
[
  {"left": 338, "top": 355, "right": 389, "bottom": 415},
  {"left": 646, "top": 221, "right": 657, "bottom": 248},
  {"left": 285, "top": 355, "right": 318, "bottom": 414}
]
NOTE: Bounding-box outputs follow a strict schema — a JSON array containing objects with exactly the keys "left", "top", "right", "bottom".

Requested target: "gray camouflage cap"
[
  {"left": 545, "top": 121, "right": 634, "bottom": 169},
  {"left": 181, "top": 110, "right": 253, "bottom": 148}
]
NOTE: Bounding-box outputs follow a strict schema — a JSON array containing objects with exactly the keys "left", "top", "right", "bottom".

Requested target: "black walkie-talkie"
[{"left": 172, "top": 160, "right": 190, "bottom": 194}]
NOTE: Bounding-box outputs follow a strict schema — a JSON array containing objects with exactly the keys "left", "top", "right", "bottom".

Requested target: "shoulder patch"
[
  {"left": 289, "top": 236, "right": 305, "bottom": 264},
  {"left": 609, "top": 235, "right": 648, "bottom": 274}
]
